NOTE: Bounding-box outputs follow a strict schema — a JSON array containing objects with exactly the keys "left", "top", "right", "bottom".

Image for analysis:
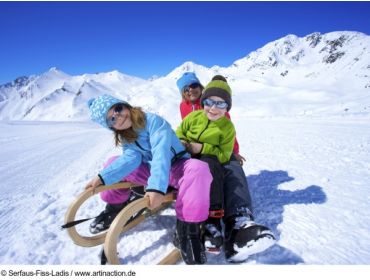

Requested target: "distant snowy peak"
[
  {"left": 231, "top": 31, "right": 370, "bottom": 70},
  {"left": 165, "top": 61, "right": 222, "bottom": 87},
  {"left": 0, "top": 68, "right": 149, "bottom": 121},
  {"left": 82, "top": 70, "right": 146, "bottom": 85},
  {"left": 167, "top": 61, "right": 211, "bottom": 79}
]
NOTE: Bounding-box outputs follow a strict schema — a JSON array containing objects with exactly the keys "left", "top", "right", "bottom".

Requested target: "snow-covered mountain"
[{"left": 1, "top": 31, "right": 369, "bottom": 121}]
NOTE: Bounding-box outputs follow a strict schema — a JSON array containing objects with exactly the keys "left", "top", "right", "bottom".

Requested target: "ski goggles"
[
  {"left": 202, "top": 98, "right": 228, "bottom": 109},
  {"left": 106, "top": 104, "right": 125, "bottom": 127},
  {"left": 184, "top": 83, "right": 200, "bottom": 92}
]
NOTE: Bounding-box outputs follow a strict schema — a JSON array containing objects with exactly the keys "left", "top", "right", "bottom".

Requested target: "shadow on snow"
[
  {"left": 115, "top": 169, "right": 327, "bottom": 265},
  {"left": 246, "top": 170, "right": 327, "bottom": 264}
]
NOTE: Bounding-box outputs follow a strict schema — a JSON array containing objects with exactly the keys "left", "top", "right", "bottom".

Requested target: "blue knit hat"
[
  {"left": 87, "top": 94, "right": 131, "bottom": 129},
  {"left": 176, "top": 72, "right": 201, "bottom": 93}
]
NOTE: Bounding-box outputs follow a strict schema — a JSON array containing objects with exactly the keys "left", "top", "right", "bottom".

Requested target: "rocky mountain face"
[{"left": 227, "top": 31, "right": 369, "bottom": 85}]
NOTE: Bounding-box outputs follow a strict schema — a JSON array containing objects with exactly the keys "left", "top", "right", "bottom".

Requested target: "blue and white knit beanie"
[
  {"left": 87, "top": 94, "right": 131, "bottom": 129},
  {"left": 176, "top": 72, "right": 202, "bottom": 93}
]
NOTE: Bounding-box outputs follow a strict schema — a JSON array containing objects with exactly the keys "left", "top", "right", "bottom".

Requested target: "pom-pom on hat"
[
  {"left": 176, "top": 72, "right": 201, "bottom": 93},
  {"left": 87, "top": 94, "right": 131, "bottom": 130},
  {"left": 200, "top": 75, "right": 232, "bottom": 111},
  {"left": 211, "top": 75, "right": 227, "bottom": 82}
]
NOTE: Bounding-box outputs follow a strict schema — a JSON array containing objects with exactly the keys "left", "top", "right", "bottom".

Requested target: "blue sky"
[{"left": 1, "top": 1, "right": 370, "bottom": 84}]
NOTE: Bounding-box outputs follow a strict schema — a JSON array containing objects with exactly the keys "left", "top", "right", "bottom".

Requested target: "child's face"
[
  {"left": 106, "top": 104, "right": 132, "bottom": 130},
  {"left": 203, "top": 96, "right": 227, "bottom": 121}
]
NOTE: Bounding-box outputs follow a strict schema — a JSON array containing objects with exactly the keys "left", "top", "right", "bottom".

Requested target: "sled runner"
[
  {"left": 63, "top": 182, "right": 181, "bottom": 264},
  {"left": 104, "top": 193, "right": 180, "bottom": 264}
]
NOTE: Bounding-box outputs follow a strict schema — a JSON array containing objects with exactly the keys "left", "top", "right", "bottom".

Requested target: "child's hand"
[
  {"left": 145, "top": 191, "right": 164, "bottom": 210},
  {"left": 188, "top": 142, "right": 203, "bottom": 155},
  {"left": 85, "top": 176, "right": 103, "bottom": 192}
]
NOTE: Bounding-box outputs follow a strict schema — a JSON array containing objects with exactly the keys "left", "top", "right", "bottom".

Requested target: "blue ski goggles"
[{"left": 202, "top": 98, "right": 228, "bottom": 109}]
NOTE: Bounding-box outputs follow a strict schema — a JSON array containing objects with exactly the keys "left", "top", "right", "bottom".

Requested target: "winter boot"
[
  {"left": 204, "top": 217, "right": 223, "bottom": 253},
  {"left": 173, "top": 219, "right": 207, "bottom": 264},
  {"left": 224, "top": 215, "right": 276, "bottom": 262},
  {"left": 89, "top": 202, "right": 127, "bottom": 234},
  {"left": 89, "top": 186, "right": 145, "bottom": 234}
]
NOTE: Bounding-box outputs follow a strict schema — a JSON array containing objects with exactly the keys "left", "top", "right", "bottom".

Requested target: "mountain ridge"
[{"left": 1, "top": 31, "right": 369, "bottom": 121}]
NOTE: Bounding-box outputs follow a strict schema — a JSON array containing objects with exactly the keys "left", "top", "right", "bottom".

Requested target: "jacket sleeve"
[
  {"left": 175, "top": 115, "right": 190, "bottom": 141},
  {"left": 233, "top": 136, "right": 240, "bottom": 155},
  {"left": 180, "top": 102, "right": 187, "bottom": 120},
  {"left": 201, "top": 125, "right": 235, "bottom": 164},
  {"left": 145, "top": 115, "right": 173, "bottom": 194},
  {"left": 99, "top": 147, "right": 142, "bottom": 186}
]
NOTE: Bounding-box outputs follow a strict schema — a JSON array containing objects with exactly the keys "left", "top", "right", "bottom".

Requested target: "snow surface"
[{"left": 0, "top": 117, "right": 369, "bottom": 265}]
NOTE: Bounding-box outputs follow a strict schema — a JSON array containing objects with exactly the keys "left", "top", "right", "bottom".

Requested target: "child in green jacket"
[{"left": 176, "top": 77, "right": 235, "bottom": 252}]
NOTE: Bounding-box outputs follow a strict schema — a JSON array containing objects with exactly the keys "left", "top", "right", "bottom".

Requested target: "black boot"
[
  {"left": 89, "top": 202, "right": 127, "bottom": 234},
  {"left": 174, "top": 219, "right": 207, "bottom": 264},
  {"left": 90, "top": 186, "right": 145, "bottom": 234},
  {"left": 204, "top": 217, "right": 223, "bottom": 253},
  {"left": 224, "top": 215, "right": 276, "bottom": 262}
]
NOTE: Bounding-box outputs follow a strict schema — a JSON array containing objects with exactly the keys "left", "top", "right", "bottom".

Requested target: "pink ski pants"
[{"left": 99, "top": 156, "right": 212, "bottom": 222}]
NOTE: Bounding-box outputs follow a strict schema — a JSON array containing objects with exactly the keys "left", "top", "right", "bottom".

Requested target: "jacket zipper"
[{"left": 197, "top": 119, "right": 210, "bottom": 142}]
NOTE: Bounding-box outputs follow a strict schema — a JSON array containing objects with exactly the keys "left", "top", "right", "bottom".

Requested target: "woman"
[
  {"left": 176, "top": 73, "right": 276, "bottom": 262},
  {"left": 86, "top": 94, "right": 212, "bottom": 264}
]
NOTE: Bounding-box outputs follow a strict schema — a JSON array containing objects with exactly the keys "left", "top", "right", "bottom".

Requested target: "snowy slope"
[{"left": 0, "top": 117, "right": 369, "bottom": 265}]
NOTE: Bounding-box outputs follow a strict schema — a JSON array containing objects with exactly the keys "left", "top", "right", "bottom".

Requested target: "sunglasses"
[
  {"left": 202, "top": 98, "right": 228, "bottom": 109},
  {"left": 184, "top": 83, "right": 200, "bottom": 92},
  {"left": 107, "top": 104, "right": 125, "bottom": 127}
]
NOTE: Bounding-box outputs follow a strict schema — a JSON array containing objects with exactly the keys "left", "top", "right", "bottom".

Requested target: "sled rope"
[{"left": 61, "top": 209, "right": 121, "bottom": 229}]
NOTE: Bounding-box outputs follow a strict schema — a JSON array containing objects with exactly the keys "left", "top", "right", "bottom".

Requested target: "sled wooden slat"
[
  {"left": 104, "top": 192, "right": 176, "bottom": 265},
  {"left": 64, "top": 182, "right": 135, "bottom": 247},
  {"left": 157, "top": 249, "right": 182, "bottom": 265}
]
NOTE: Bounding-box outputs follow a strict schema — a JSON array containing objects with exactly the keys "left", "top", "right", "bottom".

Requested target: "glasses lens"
[
  {"left": 107, "top": 116, "right": 116, "bottom": 127},
  {"left": 114, "top": 104, "right": 124, "bottom": 113},
  {"left": 107, "top": 104, "right": 124, "bottom": 127},
  {"left": 189, "top": 83, "right": 199, "bottom": 89},
  {"left": 203, "top": 99, "right": 227, "bottom": 109},
  {"left": 203, "top": 99, "right": 213, "bottom": 107},
  {"left": 216, "top": 101, "right": 228, "bottom": 109},
  {"left": 184, "top": 83, "right": 199, "bottom": 92}
]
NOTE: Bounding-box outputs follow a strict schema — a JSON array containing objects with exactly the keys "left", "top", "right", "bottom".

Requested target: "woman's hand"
[
  {"left": 145, "top": 191, "right": 165, "bottom": 210},
  {"left": 188, "top": 142, "right": 203, "bottom": 155},
  {"left": 234, "top": 153, "right": 246, "bottom": 166},
  {"left": 85, "top": 176, "right": 103, "bottom": 193}
]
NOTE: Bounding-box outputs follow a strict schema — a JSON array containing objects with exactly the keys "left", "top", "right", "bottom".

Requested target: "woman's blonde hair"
[{"left": 113, "top": 106, "right": 146, "bottom": 146}]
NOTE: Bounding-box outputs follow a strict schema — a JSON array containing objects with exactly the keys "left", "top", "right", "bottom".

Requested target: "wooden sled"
[
  {"left": 64, "top": 182, "right": 136, "bottom": 247},
  {"left": 104, "top": 193, "right": 181, "bottom": 264},
  {"left": 64, "top": 182, "right": 181, "bottom": 264}
]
